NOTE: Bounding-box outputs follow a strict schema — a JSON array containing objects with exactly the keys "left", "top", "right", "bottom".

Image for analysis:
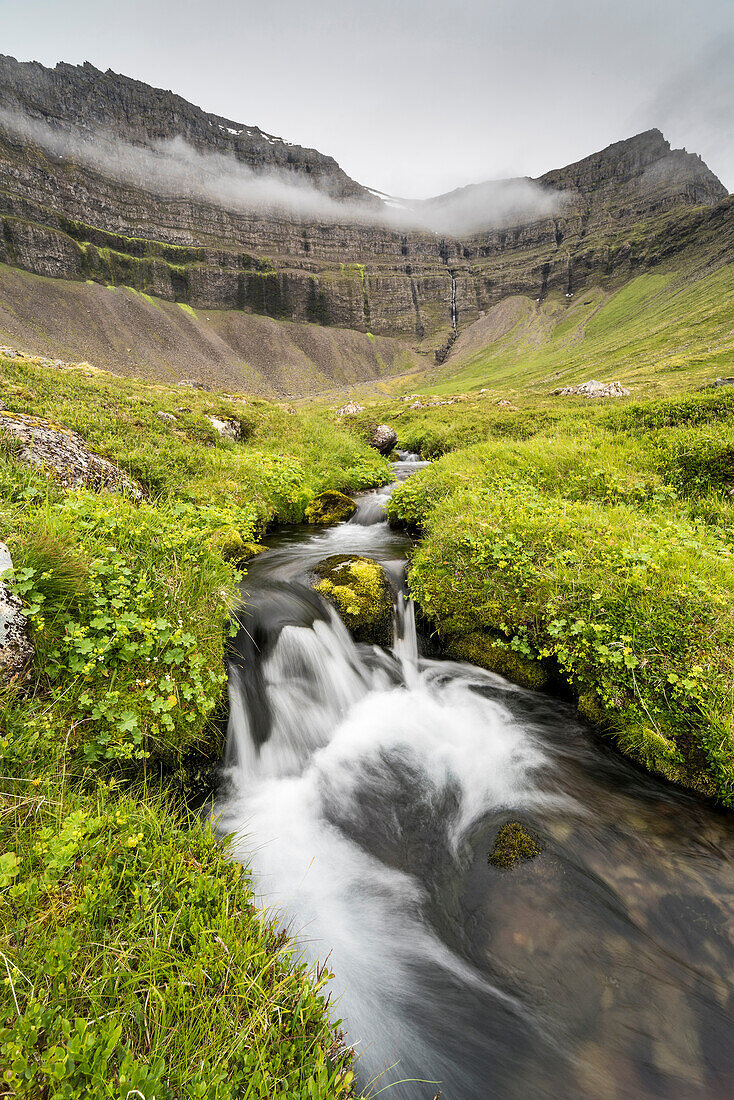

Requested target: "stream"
[{"left": 214, "top": 456, "right": 734, "bottom": 1100}]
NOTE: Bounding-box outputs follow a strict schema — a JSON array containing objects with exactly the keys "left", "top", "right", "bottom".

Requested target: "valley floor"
[{"left": 2, "top": 339, "right": 734, "bottom": 1095}]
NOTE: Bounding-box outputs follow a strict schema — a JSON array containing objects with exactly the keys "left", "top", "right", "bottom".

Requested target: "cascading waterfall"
[
  {"left": 214, "top": 454, "right": 734, "bottom": 1099},
  {"left": 217, "top": 583, "right": 563, "bottom": 1095}
]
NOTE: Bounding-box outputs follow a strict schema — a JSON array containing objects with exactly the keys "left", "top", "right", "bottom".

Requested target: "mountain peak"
[{"left": 535, "top": 127, "right": 726, "bottom": 225}]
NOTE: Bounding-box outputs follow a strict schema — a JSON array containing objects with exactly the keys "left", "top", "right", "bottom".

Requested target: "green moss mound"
[
  {"left": 313, "top": 554, "right": 393, "bottom": 645},
  {"left": 212, "top": 526, "right": 267, "bottom": 567},
  {"left": 488, "top": 822, "right": 543, "bottom": 869},
  {"left": 305, "top": 490, "right": 357, "bottom": 525},
  {"left": 447, "top": 633, "right": 548, "bottom": 691},
  {"left": 391, "top": 388, "right": 734, "bottom": 807}
]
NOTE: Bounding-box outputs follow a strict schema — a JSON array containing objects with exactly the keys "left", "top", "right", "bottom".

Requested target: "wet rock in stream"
[
  {"left": 311, "top": 554, "right": 393, "bottom": 645},
  {"left": 305, "top": 489, "right": 357, "bottom": 525},
  {"left": 488, "top": 822, "right": 543, "bottom": 869}
]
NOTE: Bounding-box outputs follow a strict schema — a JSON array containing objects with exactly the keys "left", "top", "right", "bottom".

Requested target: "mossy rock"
[
  {"left": 488, "top": 822, "right": 542, "bottom": 869},
  {"left": 211, "top": 527, "right": 267, "bottom": 567},
  {"left": 577, "top": 690, "right": 608, "bottom": 726},
  {"left": 447, "top": 632, "right": 548, "bottom": 691},
  {"left": 305, "top": 490, "right": 357, "bottom": 525},
  {"left": 312, "top": 554, "right": 392, "bottom": 645}
]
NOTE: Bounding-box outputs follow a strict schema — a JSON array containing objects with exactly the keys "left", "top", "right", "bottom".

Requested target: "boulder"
[
  {"left": 312, "top": 554, "right": 393, "bottom": 645},
  {"left": 157, "top": 410, "right": 178, "bottom": 422},
  {"left": 369, "top": 424, "right": 398, "bottom": 455},
  {"left": 206, "top": 414, "right": 241, "bottom": 441},
  {"left": 0, "top": 542, "right": 34, "bottom": 685},
  {"left": 305, "top": 490, "right": 357, "bottom": 525},
  {"left": 336, "top": 401, "right": 365, "bottom": 416},
  {"left": 553, "top": 379, "right": 630, "bottom": 398},
  {"left": 0, "top": 412, "right": 144, "bottom": 498}
]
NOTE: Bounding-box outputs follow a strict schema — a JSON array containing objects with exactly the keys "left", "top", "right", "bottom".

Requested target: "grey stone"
[
  {"left": 336, "top": 401, "right": 365, "bottom": 416},
  {"left": 206, "top": 414, "right": 241, "bottom": 441},
  {"left": 553, "top": 379, "right": 630, "bottom": 398},
  {"left": 369, "top": 424, "right": 398, "bottom": 455},
  {"left": 0, "top": 542, "right": 34, "bottom": 684},
  {"left": 0, "top": 412, "right": 144, "bottom": 498}
]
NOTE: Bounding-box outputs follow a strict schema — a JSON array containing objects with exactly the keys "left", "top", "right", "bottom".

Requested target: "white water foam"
[{"left": 215, "top": 593, "right": 566, "bottom": 1091}]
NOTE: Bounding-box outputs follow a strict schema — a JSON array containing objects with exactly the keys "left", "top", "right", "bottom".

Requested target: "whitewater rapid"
[{"left": 214, "top": 459, "right": 734, "bottom": 1100}]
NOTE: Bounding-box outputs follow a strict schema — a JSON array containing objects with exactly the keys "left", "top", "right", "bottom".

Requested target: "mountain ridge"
[
  {"left": 0, "top": 54, "right": 729, "bottom": 391},
  {"left": 0, "top": 54, "right": 373, "bottom": 202},
  {"left": 403, "top": 128, "right": 726, "bottom": 235}
]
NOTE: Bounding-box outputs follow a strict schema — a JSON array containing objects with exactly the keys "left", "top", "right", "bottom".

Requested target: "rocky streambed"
[{"left": 213, "top": 457, "right": 734, "bottom": 1100}]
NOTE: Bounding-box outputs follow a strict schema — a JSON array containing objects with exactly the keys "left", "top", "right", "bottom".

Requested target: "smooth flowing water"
[{"left": 215, "top": 458, "right": 734, "bottom": 1100}]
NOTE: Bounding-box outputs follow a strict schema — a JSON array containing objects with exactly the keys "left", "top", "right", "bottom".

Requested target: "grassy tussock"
[{"left": 1, "top": 784, "right": 354, "bottom": 1099}]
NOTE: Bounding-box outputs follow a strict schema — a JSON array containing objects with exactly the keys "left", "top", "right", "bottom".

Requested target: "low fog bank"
[
  {"left": 0, "top": 106, "right": 382, "bottom": 224},
  {"left": 0, "top": 107, "right": 565, "bottom": 237},
  {"left": 407, "top": 177, "right": 564, "bottom": 236}
]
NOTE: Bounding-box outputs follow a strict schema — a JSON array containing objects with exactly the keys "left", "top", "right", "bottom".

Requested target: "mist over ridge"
[
  {"left": 1, "top": 50, "right": 728, "bottom": 242},
  {"left": 0, "top": 102, "right": 567, "bottom": 236},
  {"left": 0, "top": 50, "right": 728, "bottom": 374}
]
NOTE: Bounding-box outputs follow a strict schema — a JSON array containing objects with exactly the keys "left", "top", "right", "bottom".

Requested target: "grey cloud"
[{"left": 406, "top": 178, "right": 565, "bottom": 237}]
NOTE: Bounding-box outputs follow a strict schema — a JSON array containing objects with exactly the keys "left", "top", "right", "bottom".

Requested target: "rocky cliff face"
[
  {"left": 0, "top": 55, "right": 372, "bottom": 200},
  {"left": 0, "top": 55, "right": 728, "bottom": 367}
]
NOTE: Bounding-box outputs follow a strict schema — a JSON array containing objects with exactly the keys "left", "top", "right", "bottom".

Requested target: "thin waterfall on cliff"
[{"left": 450, "top": 270, "right": 458, "bottom": 334}]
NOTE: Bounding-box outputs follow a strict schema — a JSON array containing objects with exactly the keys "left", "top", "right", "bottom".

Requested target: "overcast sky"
[{"left": 1, "top": 0, "right": 732, "bottom": 197}]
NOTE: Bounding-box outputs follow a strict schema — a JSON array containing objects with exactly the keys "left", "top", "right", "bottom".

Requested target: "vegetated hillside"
[
  {"left": 0, "top": 53, "right": 729, "bottom": 386},
  {"left": 432, "top": 197, "right": 734, "bottom": 397},
  {"left": 385, "top": 387, "right": 734, "bottom": 806},
  {"left": 0, "top": 351, "right": 387, "bottom": 1096},
  {"left": 0, "top": 263, "right": 424, "bottom": 395}
]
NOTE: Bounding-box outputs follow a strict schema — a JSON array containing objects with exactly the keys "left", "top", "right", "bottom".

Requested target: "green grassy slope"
[
  {"left": 386, "top": 388, "right": 734, "bottom": 805},
  {"left": 432, "top": 263, "right": 734, "bottom": 397},
  {"left": 0, "top": 263, "right": 424, "bottom": 397}
]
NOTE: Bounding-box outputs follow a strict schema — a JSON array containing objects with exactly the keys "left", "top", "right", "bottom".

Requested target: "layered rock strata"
[{"left": 0, "top": 55, "right": 728, "bottom": 362}]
